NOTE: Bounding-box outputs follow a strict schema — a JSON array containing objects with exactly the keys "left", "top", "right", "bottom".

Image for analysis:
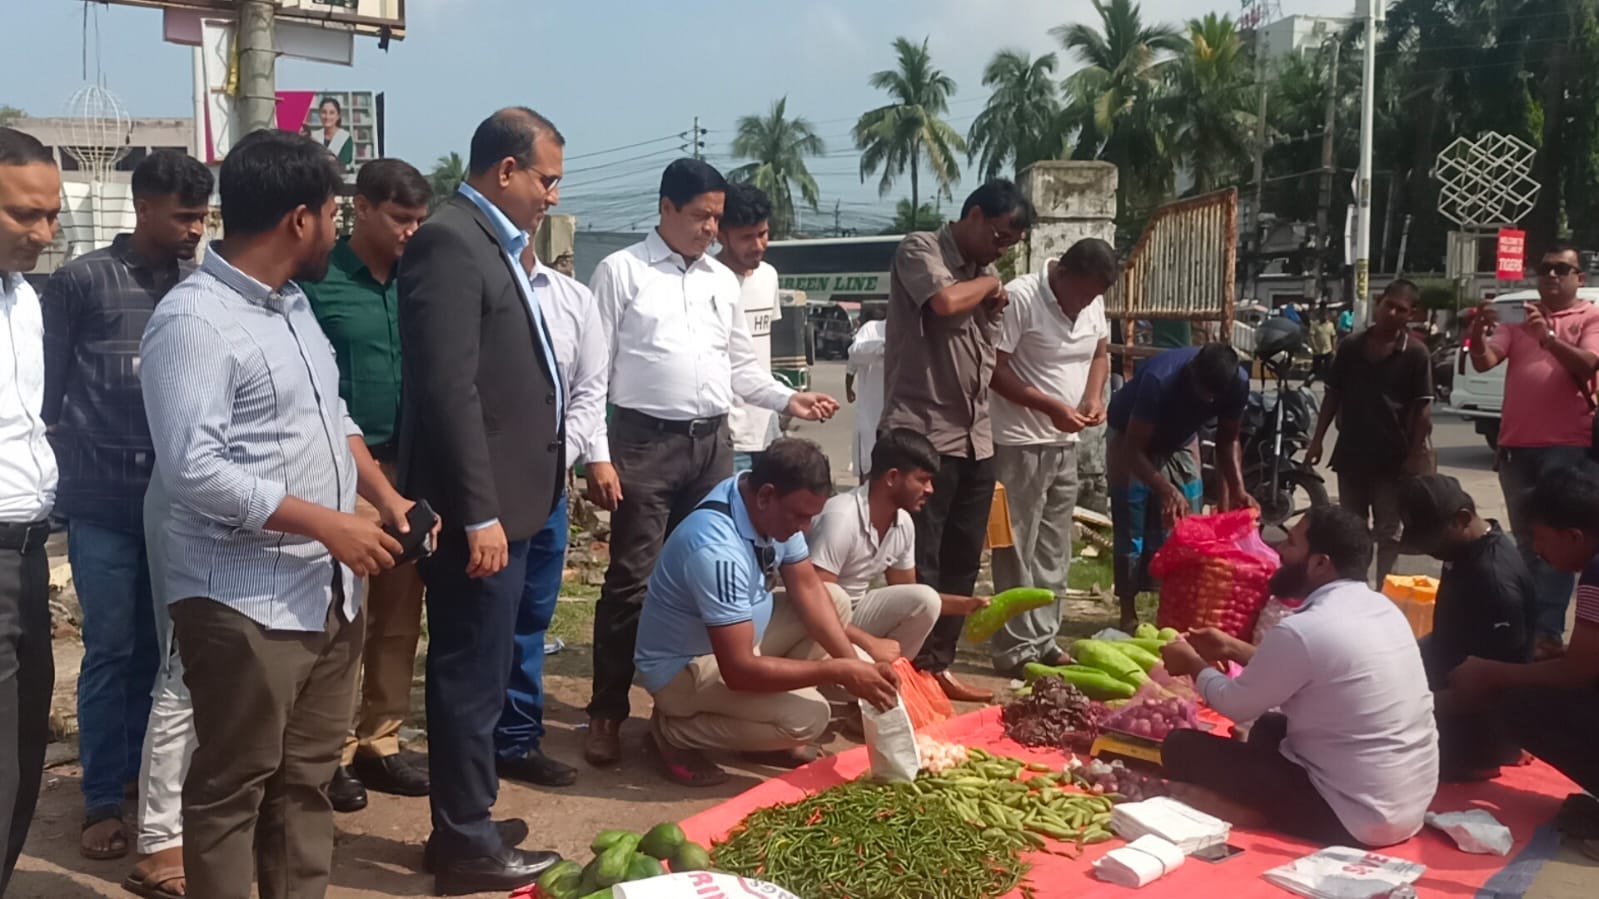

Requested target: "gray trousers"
[{"left": 990, "top": 443, "right": 1080, "bottom": 670}]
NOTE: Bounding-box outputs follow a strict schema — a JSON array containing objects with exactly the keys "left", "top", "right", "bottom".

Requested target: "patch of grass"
[
  {"left": 550, "top": 577, "right": 599, "bottom": 646},
  {"left": 1067, "top": 551, "right": 1114, "bottom": 593}
]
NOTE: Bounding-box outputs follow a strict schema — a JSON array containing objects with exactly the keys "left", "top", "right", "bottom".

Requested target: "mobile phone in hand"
[{"left": 383, "top": 499, "right": 438, "bottom": 564}]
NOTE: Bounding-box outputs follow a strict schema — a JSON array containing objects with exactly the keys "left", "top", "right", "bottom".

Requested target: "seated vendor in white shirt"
[
  {"left": 1158, "top": 505, "right": 1440, "bottom": 848},
  {"left": 807, "top": 428, "right": 989, "bottom": 664}
]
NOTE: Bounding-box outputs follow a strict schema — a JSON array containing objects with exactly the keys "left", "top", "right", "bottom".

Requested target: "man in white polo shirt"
[
  {"left": 987, "top": 239, "right": 1114, "bottom": 676},
  {"left": 1158, "top": 505, "right": 1439, "bottom": 848},
  {"left": 809, "top": 429, "right": 989, "bottom": 663}
]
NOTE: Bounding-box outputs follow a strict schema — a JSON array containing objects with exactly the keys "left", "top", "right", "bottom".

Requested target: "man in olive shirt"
[
  {"left": 880, "top": 180, "right": 1035, "bottom": 702},
  {"left": 302, "top": 159, "right": 431, "bottom": 808}
]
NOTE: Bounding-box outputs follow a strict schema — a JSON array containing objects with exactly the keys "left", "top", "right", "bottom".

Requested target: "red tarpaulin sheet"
[{"left": 679, "top": 707, "right": 1577, "bottom": 899}]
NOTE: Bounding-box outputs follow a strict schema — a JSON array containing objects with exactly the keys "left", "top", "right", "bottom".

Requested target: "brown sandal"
[
  {"left": 742, "top": 745, "right": 825, "bottom": 769},
  {"left": 81, "top": 810, "right": 129, "bottom": 861},
  {"left": 122, "top": 864, "right": 186, "bottom": 898}
]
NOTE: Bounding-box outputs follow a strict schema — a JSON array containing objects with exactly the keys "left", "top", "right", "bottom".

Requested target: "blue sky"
[{"left": 10, "top": 0, "right": 1330, "bottom": 232}]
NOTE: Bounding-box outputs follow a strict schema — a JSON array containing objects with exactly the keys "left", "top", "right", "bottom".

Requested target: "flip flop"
[
  {"left": 121, "top": 864, "right": 186, "bottom": 899},
  {"left": 81, "top": 810, "right": 129, "bottom": 861},
  {"left": 742, "top": 745, "right": 825, "bottom": 769},
  {"left": 645, "top": 732, "right": 729, "bottom": 788}
]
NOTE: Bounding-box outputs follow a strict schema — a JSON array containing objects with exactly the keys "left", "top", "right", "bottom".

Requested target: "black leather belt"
[
  {"left": 0, "top": 520, "right": 51, "bottom": 552},
  {"left": 615, "top": 407, "right": 726, "bottom": 439}
]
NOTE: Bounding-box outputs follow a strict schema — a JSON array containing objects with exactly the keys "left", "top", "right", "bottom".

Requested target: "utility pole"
[
  {"left": 681, "top": 116, "right": 706, "bottom": 160},
  {"left": 1353, "top": 0, "right": 1382, "bottom": 325},
  {"left": 1247, "top": 27, "right": 1269, "bottom": 300},
  {"left": 236, "top": 0, "right": 277, "bottom": 134},
  {"left": 833, "top": 199, "right": 841, "bottom": 236},
  {"left": 1313, "top": 39, "right": 1341, "bottom": 304}
]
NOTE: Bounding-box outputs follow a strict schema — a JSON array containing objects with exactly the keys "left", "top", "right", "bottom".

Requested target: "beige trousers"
[
  {"left": 825, "top": 581, "right": 941, "bottom": 660},
  {"left": 653, "top": 588, "right": 855, "bottom": 753}
]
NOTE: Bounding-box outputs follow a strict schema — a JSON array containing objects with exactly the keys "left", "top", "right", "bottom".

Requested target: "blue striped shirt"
[{"left": 140, "top": 244, "right": 362, "bottom": 631}]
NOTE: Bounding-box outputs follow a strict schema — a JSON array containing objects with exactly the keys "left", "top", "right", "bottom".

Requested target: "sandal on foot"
[
  {"left": 742, "top": 746, "right": 824, "bottom": 769},
  {"left": 82, "top": 809, "right": 129, "bottom": 861},
  {"left": 645, "top": 732, "right": 728, "bottom": 787},
  {"left": 122, "top": 864, "right": 186, "bottom": 898}
]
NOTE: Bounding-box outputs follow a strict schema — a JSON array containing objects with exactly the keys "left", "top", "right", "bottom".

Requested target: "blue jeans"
[
  {"left": 69, "top": 521, "right": 160, "bottom": 814},
  {"left": 1499, "top": 446, "right": 1593, "bottom": 640},
  {"left": 494, "top": 494, "right": 568, "bottom": 759}
]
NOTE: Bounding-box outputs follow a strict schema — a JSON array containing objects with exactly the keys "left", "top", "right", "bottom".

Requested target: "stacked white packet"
[
  {"left": 1092, "top": 834, "right": 1186, "bottom": 888},
  {"left": 1110, "top": 796, "right": 1231, "bottom": 854}
]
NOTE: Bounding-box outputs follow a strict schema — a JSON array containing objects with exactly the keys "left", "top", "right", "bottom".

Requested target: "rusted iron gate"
[{"left": 1103, "top": 189, "right": 1238, "bottom": 375}]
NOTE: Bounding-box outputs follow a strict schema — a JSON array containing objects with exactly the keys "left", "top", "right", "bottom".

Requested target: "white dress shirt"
[
  {"left": 991, "top": 271, "right": 1109, "bottom": 447},
  {"left": 531, "top": 256, "right": 611, "bottom": 465},
  {"left": 591, "top": 230, "right": 793, "bottom": 421},
  {"left": 1195, "top": 579, "right": 1439, "bottom": 846},
  {"left": 0, "top": 272, "right": 58, "bottom": 522},
  {"left": 727, "top": 261, "right": 784, "bottom": 452},
  {"left": 846, "top": 318, "right": 886, "bottom": 477}
]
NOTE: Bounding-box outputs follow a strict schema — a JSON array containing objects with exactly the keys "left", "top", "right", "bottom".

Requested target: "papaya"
[
  {"left": 595, "top": 843, "right": 634, "bottom": 887},
  {"left": 590, "top": 829, "right": 641, "bottom": 854},
  {"left": 626, "top": 853, "right": 666, "bottom": 880},
  {"left": 577, "top": 859, "right": 601, "bottom": 895},
  {"left": 669, "top": 841, "right": 712, "bottom": 873},
  {"left": 638, "top": 822, "right": 686, "bottom": 860},
  {"left": 536, "top": 860, "right": 584, "bottom": 898},
  {"left": 576, "top": 890, "right": 615, "bottom": 899}
]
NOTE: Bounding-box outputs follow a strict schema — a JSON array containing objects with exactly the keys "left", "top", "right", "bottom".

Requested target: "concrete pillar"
[{"left": 1018, "top": 161, "right": 1118, "bottom": 273}]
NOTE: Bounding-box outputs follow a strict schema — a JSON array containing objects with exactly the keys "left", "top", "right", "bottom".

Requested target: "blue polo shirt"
[
  {"left": 1106, "top": 346, "right": 1248, "bottom": 455},
  {"left": 634, "top": 476, "right": 811, "bottom": 693}
]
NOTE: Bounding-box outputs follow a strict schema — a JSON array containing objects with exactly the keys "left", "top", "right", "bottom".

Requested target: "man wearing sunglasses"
[
  {"left": 880, "top": 179, "right": 1036, "bottom": 703},
  {"left": 1469, "top": 243, "right": 1599, "bottom": 660},
  {"left": 633, "top": 438, "right": 900, "bottom": 787}
]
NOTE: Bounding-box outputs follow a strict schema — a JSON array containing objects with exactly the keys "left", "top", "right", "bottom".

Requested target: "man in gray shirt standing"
[{"left": 140, "top": 130, "right": 427, "bottom": 899}]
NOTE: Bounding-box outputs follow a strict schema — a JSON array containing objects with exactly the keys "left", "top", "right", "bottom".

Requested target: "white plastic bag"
[
  {"left": 861, "top": 697, "right": 920, "bottom": 782},
  {"left": 614, "top": 872, "right": 801, "bottom": 898},
  {"left": 1425, "top": 809, "right": 1513, "bottom": 856},
  {"left": 1262, "top": 847, "right": 1426, "bottom": 899},
  {"left": 1093, "top": 834, "right": 1186, "bottom": 888}
]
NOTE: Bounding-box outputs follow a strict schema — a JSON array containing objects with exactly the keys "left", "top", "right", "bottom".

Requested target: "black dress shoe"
[
  {"left": 421, "top": 818, "right": 529, "bottom": 874},
  {"left": 353, "top": 752, "right": 430, "bottom": 797},
  {"left": 433, "top": 845, "right": 561, "bottom": 896},
  {"left": 497, "top": 748, "right": 578, "bottom": 787},
  {"left": 328, "top": 765, "right": 368, "bottom": 813}
]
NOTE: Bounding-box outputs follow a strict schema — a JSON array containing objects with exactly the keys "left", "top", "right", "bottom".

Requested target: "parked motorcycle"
[{"left": 1201, "top": 318, "right": 1331, "bottom": 530}]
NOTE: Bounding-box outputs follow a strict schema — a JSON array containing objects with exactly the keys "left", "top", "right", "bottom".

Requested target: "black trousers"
[
  {"left": 421, "top": 533, "right": 531, "bottom": 857},
  {"left": 588, "top": 415, "right": 732, "bottom": 721},
  {"left": 1162, "top": 713, "right": 1358, "bottom": 846},
  {"left": 911, "top": 454, "right": 996, "bottom": 673},
  {"left": 0, "top": 539, "right": 51, "bottom": 895},
  {"left": 1498, "top": 685, "right": 1599, "bottom": 797}
]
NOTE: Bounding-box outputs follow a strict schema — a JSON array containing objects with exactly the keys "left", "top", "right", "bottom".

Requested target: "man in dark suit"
[{"left": 397, "top": 107, "right": 565, "bottom": 895}]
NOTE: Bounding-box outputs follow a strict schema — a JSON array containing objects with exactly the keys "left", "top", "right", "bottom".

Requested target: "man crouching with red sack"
[{"left": 1157, "top": 505, "right": 1439, "bottom": 847}]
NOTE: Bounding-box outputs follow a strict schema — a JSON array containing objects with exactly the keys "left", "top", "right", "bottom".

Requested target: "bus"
[{"left": 765, "top": 235, "right": 901, "bottom": 359}]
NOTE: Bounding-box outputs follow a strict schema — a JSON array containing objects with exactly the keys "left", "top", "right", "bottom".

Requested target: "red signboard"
[{"left": 1497, "top": 228, "right": 1527, "bottom": 280}]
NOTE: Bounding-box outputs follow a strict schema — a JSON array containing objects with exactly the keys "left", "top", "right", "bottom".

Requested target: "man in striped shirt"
[
  {"left": 1450, "top": 467, "right": 1599, "bottom": 854},
  {"left": 41, "top": 149, "right": 211, "bottom": 862},
  {"left": 140, "top": 130, "right": 428, "bottom": 899}
]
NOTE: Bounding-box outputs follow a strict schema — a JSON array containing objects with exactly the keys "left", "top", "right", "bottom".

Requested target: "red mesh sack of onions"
[
  {"left": 1100, "top": 681, "right": 1201, "bottom": 741},
  {"left": 1149, "top": 509, "right": 1279, "bottom": 639}
]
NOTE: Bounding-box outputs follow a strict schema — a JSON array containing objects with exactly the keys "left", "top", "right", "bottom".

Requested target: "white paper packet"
[
  {"left": 614, "top": 872, "right": 801, "bottom": 898},
  {"left": 1262, "top": 846, "right": 1426, "bottom": 899},
  {"left": 861, "top": 697, "right": 920, "bottom": 782}
]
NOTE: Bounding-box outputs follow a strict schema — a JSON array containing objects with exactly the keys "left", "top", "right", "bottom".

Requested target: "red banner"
[{"left": 1497, "top": 228, "right": 1527, "bottom": 280}]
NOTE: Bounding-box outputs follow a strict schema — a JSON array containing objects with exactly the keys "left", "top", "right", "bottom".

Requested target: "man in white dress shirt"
[
  {"left": 987, "top": 239, "right": 1114, "bottom": 676},
  {"left": 1158, "top": 505, "right": 1440, "bottom": 848},
  {"left": 845, "top": 307, "right": 886, "bottom": 483},
  {"left": 0, "top": 126, "right": 63, "bottom": 895},
  {"left": 583, "top": 159, "right": 839, "bottom": 766},
  {"left": 717, "top": 184, "right": 784, "bottom": 474}
]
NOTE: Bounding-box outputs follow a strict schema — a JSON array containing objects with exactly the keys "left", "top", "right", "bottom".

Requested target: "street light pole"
[
  {"left": 237, "top": 0, "right": 277, "bottom": 135},
  {"left": 1354, "top": 0, "right": 1381, "bottom": 325}
]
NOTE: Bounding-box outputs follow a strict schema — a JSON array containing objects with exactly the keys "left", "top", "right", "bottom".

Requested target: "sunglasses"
[
  {"left": 1537, "top": 262, "right": 1581, "bottom": 278},
  {"left": 753, "top": 542, "right": 778, "bottom": 576}
]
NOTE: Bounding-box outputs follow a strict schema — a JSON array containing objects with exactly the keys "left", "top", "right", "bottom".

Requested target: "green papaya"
[
  {"left": 638, "top": 822, "right": 686, "bottom": 860},
  {"left": 626, "top": 853, "right": 667, "bottom": 880},
  {"left": 577, "top": 859, "right": 601, "bottom": 895},
  {"left": 590, "top": 829, "right": 641, "bottom": 854},
  {"left": 669, "top": 841, "right": 712, "bottom": 873},
  {"left": 596, "top": 843, "right": 634, "bottom": 887},
  {"left": 537, "top": 860, "right": 584, "bottom": 897},
  {"left": 963, "top": 587, "right": 1056, "bottom": 642},
  {"left": 1069, "top": 639, "right": 1149, "bottom": 686},
  {"left": 576, "top": 890, "right": 615, "bottom": 899}
]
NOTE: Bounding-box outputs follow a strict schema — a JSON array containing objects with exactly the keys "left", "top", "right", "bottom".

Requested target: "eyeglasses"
[
  {"left": 1537, "top": 262, "right": 1581, "bottom": 278},
  {"left": 524, "top": 166, "right": 562, "bottom": 191}
]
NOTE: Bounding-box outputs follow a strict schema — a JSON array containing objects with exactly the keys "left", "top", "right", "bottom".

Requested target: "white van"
[{"left": 1449, "top": 287, "right": 1599, "bottom": 448}]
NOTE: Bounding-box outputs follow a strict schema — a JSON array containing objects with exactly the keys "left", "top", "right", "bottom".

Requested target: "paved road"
[{"left": 788, "top": 359, "right": 1509, "bottom": 579}]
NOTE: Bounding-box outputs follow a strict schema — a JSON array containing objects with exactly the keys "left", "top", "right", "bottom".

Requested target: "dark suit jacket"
[{"left": 397, "top": 193, "right": 563, "bottom": 542}]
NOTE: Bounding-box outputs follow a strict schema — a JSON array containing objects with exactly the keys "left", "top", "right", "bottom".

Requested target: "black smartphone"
[
  {"left": 1193, "top": 843, "right": 1244, "bottom": 864},
  {"left": 383, "top": 499, "right": 438, "bottom": 564}
]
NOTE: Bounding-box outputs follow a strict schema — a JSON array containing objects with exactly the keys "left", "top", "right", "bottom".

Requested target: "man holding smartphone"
[{"left": 1468, "top": 243, "right": 1599, "bottom": 660}]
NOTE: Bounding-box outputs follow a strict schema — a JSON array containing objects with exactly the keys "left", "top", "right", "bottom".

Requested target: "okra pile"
[{"left": 711, "top": 748, "right": 1114, "bottom": 899}]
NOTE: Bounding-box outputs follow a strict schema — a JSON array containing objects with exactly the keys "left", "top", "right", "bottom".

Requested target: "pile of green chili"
[{"left": 711, "top": 780, "right": 1029, "bottom": 899}]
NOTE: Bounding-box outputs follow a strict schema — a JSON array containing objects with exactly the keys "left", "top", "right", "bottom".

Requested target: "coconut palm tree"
[
  {"left": 426, "top": 151, "right": 467, "bottom": 212},
  {"left": 966, "top": 49, "right": 1063, "bottom": 182},
  {"left": 728, "top": 97, "right": 826, "bottom": 238},
  {"left": 882, "top": 198, "right": 942, "bottom": 234},
  {"left": 1166, "top": 14, "right": 1255, "bottom": 193},
  {"left": 1054, "top": 0, "right": 1184, "bottom": 207},
  {"left": 853, "top": 36, "right": 967, "bottom": 215}
]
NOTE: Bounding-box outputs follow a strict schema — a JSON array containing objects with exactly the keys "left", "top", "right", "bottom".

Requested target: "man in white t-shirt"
[
  {"left": 809, "top": 429, "right": 989, "bottom": 663},
  {"left": 988, "top": 238, "right": 1115, "bottom": 675},
  {"left": 717, "top": 184, "right": 785, "bottom": 473}
]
